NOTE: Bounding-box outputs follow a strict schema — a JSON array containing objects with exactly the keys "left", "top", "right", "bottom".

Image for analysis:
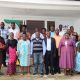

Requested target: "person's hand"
[
  {"left": 58, "top": 53, "right": 60, "bottom": 57},
  {"left": 16, "top": 51, "right": 19, "bottom": 57},
  {"left": 30, "top": 54, "right": 33, "bottom": 58}
]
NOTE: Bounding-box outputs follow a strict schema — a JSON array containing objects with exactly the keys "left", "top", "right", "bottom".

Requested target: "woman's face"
[
  {"left": 65, "top": 34, "right": 69, "bottom": 39},
  {"left": 22, "top": 34, "right": 26, "bottom": 40},
  {"left": 10, "top": 32, "right": 14, "bottom": 39},
  {"left": 78, "top": 36, "right": 80, "bottom": 41}
]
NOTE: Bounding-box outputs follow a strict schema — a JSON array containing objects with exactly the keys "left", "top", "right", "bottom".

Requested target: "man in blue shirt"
[{"left": 0, "top": 22, "right": 8, "bottom": 67}]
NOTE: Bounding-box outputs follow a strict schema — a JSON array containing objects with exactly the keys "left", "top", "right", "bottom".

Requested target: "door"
[
  {"left": 47, "top": 21, "right": 55, "bottom": 31},
  {"left": 26, "top": 20, "right": 44, "bottom": 34}
]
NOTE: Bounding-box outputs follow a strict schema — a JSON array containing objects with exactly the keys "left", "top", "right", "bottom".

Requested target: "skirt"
[{"left": 75, "top": 52, "right": 80, "bottom": 72}]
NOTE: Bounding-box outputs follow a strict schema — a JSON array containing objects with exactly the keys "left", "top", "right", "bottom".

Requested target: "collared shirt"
[
  {"left": 54, "top": 35, "right": 62, "bottom": 48},
  {"left": 31, "top": 33, "right": 44, "bottom": 40},
  {"left": 0, "top": 28, "right": 8, "bottom": 43},
  {"left": 31, "top": 38, "right": 46, "bottom": 56},
  {"left": 50, "top": 31, "right": 54, "bottom": 38},
  {"left": 8, "top": 28, "right": 20, "bottom": 40},
  {"left": 47, "top": 38, "right": 51, "bottom": 51},
  {"left": 59, "top": 31, "right": 65, "bottom": 37}
]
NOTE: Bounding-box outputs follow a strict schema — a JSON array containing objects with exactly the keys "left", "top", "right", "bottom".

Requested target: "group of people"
[{"left": 0, "top": 22, "right": 80, "bottom": 77}]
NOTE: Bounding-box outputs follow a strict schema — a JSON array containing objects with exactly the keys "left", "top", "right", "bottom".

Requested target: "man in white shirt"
[
  {"left": 59, "top": 24, "right": 65, "bottom": 37},
  {"left": 8, "top": 22, "right": 20, "bottom": 40},
  {"left": 0, "top": 22, "right": 8, "bottom": 43},
  {"left": 44, "top": 31, "right": 56, "bottom": 75}
]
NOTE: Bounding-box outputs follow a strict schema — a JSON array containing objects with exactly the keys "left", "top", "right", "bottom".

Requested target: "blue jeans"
[{"left": 33, "top": 52, "right": 44, "bottom": 74}]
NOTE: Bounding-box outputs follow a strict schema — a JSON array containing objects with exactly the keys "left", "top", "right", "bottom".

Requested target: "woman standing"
[
  {"left": 7, "top": 32, "right": 17, "bottom": 75},
  {"left": 17, "top": 33, "right": 30, "bottom": 75},
  {"left": 75, "top": 35, "right": 80, "bottom": 73},
  {"left": 59, "top": 33, "right": 76, "bottom": 75}
]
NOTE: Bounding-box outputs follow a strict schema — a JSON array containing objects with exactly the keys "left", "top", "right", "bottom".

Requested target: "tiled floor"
[{"left": 0, "top": 66, "right": 80, "bottom": 80}]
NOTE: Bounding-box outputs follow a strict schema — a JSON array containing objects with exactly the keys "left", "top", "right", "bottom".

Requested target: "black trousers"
[
  {"left": 2, "top": 50, "right": 6, "bottom": 66},
  {"left": 44, "top": 51, "right": 54, "bottom": 75},
  {"left": 54, "top": 48, "right": 60, "bottom": 73}
]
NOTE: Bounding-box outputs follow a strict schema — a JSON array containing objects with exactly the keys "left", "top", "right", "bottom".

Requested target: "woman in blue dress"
[
  {"left": 17, "top": 33, "right": 30, "bottom": 75},
  {"left": 75, "top": 35, "right": 80, "bottom": 73}
]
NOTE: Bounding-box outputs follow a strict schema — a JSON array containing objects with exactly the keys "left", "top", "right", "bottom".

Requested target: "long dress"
[
  {"left": 7, "top": 39, "right": 17, "bottom": 75},
  {"left": 75, "top": 41, "right": 80, "bottom": 72},
  {"left": 59, "top": 38, "right": 76, "bottom": 69},
  {"left": 17, "top": 40, "right": 30, "bottom": 67}
]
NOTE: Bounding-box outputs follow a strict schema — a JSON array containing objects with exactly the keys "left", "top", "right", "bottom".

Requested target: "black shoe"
[
  {"left": 45, "top": 73, "right": 49, "bottom": 75},
  {"left": 33, "top": 73, "right": 37, "bottom": 75},
  {"left": 40, "top": 73, "right": 44, "bottom": 77},
  {"left": 51, "top": 72, "right": 54, "bottom": 75},
  {"left": 3, "top": 64, "right": 7, "bottom": 67},
  {"left": 54, "top": 71, "right": 57, "bottom": 74},
  {"left": 58, "top": 70, "right": 61, "bottom": 74},
  {"left": 50, "top": 70, "right": 54, "bottom": 75}
]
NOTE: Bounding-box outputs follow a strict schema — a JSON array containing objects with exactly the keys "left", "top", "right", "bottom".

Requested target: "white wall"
[{"left": 0, "top": 15, "right": 80, "bottom": 34}]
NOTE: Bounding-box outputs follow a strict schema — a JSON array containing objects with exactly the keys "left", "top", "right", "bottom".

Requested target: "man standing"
[
  {"left": 0, "top": 22, "right": 8, "bottom": 67},
  {"left": 54, "top": 28, "right": 62, "bottom": 74},
  {"left": 31, "top": 32, "right": 46, "bottom": 76},
  {"left": 44, "top": 31, "right": 56, "bottom": 75}
]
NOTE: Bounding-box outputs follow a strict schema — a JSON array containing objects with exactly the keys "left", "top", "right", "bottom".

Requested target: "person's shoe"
[
  {"left": 33, "top": 73, "right": 38, "bottom": 77},
  {"left": 51, "top": 73, "right": 54, "bottom": 75},
  {"left": 58, "top": 71, "right": 61, "bottom": 74},
  {"left": 40, "top": 73, "right": 44, "bottom": 77},
  {"left": 3, "top": 65, "right": 7, "bottom": 67},
  {"left": 33, "top": 73, "right": 37, "bottom": 75}
]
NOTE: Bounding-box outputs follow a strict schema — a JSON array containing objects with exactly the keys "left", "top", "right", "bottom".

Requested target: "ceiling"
[{"left": 0, "top": 0, "right": 80, "bottom": 17}]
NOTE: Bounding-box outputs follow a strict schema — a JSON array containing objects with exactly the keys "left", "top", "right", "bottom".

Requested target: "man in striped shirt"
[{"left": 31, "top": 32, "right": 46, "bottom": 76}]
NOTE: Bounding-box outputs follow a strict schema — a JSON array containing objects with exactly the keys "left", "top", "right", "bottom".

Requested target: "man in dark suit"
[{"left": 44, "top": 31, "right": 56, "bottom": 75}]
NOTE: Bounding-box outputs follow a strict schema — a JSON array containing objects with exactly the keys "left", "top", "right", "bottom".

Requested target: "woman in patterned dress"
[
  {"left": 75, "top": 35, "right": 80, "bottom": 73},
  {"left": 17, "top": 33, "right": 30, "bottom": 75}
]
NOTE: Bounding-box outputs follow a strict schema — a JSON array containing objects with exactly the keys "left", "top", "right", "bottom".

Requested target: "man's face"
[
  {"left": 11, "top": 23, "right": 15, "bottom": 29},
  {"left": 36, "top": 32, "right": 40, "bottom": 38},
  {"left": 59, "top": 25, "right": 62, "bottom": 30},
  {"left": 46, "top": 32, "right": 50, "bottom": 38},
  {"left": 70, "top": 27, "right": 74, "bottom": 32},
  {"left": 0, "top": 22, "right": 4, "bottom": 28},
  {"left": 55, "top": 29, "right": 59, "bottom": 35},
  {"left": 50, "top": 26, "right": 54, "bottom": 32}
]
